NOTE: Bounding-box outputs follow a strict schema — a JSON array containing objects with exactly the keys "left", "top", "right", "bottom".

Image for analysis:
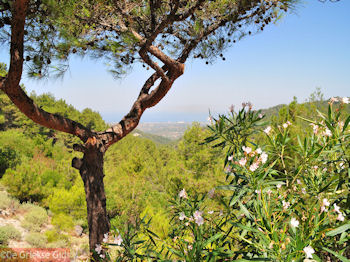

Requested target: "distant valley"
[{"left": 136, "top": 121, "right": 207, "bottom": 140}]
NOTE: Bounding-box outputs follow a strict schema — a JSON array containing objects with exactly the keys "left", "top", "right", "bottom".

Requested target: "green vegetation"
[
  {"left": 0, "top": 225, "right": 21, "bottom": 246},
  {"left": 21, "top": 205, "right": 48, "bottom": 232},
  {"left": 25, "top": 232, "right": 47, "bottom": 248},
  {"left": 0, "top": 190, "right": 19, "bottom": 210},
  {"left": 0, "top": 85, "right": 349, "bottom": 259},
  {"left": 101, "top": 97, "right": 350, "bottom": 261}
]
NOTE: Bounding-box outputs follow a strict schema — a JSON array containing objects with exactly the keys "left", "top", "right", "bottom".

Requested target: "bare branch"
[
  {"left": 140, "top": 65, "right": 168, "bottom": 94},
  {"left": 146, "top": 44, "right": 181, "bottom": 71},
  {"left": 139, "top": 47, "right": 169, "bottom": 82}
]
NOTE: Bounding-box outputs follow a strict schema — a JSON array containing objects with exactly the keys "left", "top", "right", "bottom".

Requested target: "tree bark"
[{"left": 73, "top": 139, "right": 110, "bottom": 260}]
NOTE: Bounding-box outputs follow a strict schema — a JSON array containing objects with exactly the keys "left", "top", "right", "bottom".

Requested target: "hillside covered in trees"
[{"left": 1, "top": 82, "right": 349, "bottom": 260}]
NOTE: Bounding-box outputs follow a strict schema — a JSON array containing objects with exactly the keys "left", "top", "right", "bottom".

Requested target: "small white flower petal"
[
  {"left": 290, "top": 217, "right": 299, "bottom": 228},
  {"left": 303, "top": 246, "right": 315, "bottom": 259},
  {"left": 179, "top": 189, "right": 188, "bottom": 199},
  {"left": 114, "top": 234, "right": 123, "bottom": 245}
]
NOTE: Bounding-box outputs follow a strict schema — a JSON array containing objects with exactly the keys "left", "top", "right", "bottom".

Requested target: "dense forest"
[{"left": 1, "top": 62, "right": 349, "bottom": 260}]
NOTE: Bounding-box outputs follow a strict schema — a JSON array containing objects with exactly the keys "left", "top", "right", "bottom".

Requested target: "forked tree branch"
[
  {"left": 1, "top": 0, "right": 92, "bottom": 143},
  {"left": 103, "top": 62, "right": 184, "bottom": 147},
  {"left": 2, "top": 0, "right": 270, "bottom": 152},
  {"left": 139, "top": 47, "right": 169, "bottom": 82}
]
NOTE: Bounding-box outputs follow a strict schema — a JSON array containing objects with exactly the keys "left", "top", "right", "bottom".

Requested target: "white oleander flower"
[
  {"left": 264, "top": 126, "right": 272, "bottom": 135},
  {"left": 282, "top": 200, "right": 290, "bottom": 210},
  {"left": 290, "top": 217, "right": 299, "bottom": 228},
  {"left": 114, "top": 234, "right": 123, "bottom": 245},
  {"left": 179, "top": 212, "right": 186, "bottom": 221},
  {"left": 324, "top": 128, "right": 332, "bottom": 137},
  {"left": 95, "top": 244, "right": 102, "bottom": 254},
  {"left": 337, "top": 213, "right": 345, "bottom": 222},
  {"left": 242, "top": 146, "right": 252, "bottom": 154},
  {"left": 333, "top": 203, "right": 341, "bottom": 213},
  {"left": 259, "top": 152, "right": 268, "bottom": 164},
  {"left": 303, "top": 246, "right": 315, "bottom": 259},
  {"left": 193, "top": 210, "right": 204, "bottom": 226},
  {"left": 330, "top": 97, "right": 338, "bottom": 103},
  {"left": 103, "top": 233, "right": 109, "bottom": 243},
  {"left": 249, "top": 162, "right": 259, "bottom": 172},
  {"left": 179, "top": 189, "right": 188, "bottom": 199},
  {"left": 238, "top": 158, "right": 247, "bottom": 166}
]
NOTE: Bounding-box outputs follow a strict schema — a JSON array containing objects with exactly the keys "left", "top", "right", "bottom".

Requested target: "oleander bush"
[{"left": 99, "top": 98, "right": 349, "bottom": 261}]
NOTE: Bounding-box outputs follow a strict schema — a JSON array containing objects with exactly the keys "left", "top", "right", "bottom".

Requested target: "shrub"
[
  {"left": 45, "top": 229, "right": 69, "bottom": 244},
  {"left": 1, "top": 225, "right": 21, "bottom": 241},
  {"left": 0, "top": 227, "right": 9, "bottom": 246},
  {"left": 0, "top": 225, "right": 21, "bottom": 246},
  {"left": 0, "top": 191, "right": 11, "bottom": 210},
  {"left": 0, "top": 146, "right": 20, "bottom": 177},
  {"left": 21, "top": 205, "right": 48, "bottom": 232},
  {"left": 46, "top": 240, "right": 68, "bottom": 248},
  {"left": 2, "top": 161, "right": 49, "bottom": 203},
  {"left": 48, "top": 184, "right": 86, "bottom": 221},
  {"left": 51, "top": 213, "right": 74, "bottom": 231},
  {"left": 25, "top": 232, "right": 47, "bottom": 247},
  {"left": 0, "top": 191, "right": 20, "bottom": 211}
]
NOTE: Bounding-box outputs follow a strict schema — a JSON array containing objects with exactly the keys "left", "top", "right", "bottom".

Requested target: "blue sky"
[{"left": 1, "top": 0, "right": 349, "bottom": 123}]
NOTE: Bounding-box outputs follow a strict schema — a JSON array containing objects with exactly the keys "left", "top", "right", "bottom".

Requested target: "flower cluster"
[
  {"left": 94, "top": 231, "right": 124, "bottom": 259},
  {"left": 333, "top": 203, "right": 345, "bottom": 221},
  {"left": 242, "top": 101, "right": 253, "bottom": 110},
  {"left": 320, "top": 198, "right": 330, "bottom": 212},
  {"left": 310, "top": 123, "right": 319, "bottom": 135},
  {"left": 178, "top": 209, "right": 205, "bottom": 226},
  {"left": 177, "top": 189, "right": 205, "bottom": 226},
  {"left": 282, "top": 121, "right": 292, "bottom": 129},
  {"left": 329, "top": 96, "right": 349, "bottom": 104},
  {"left": 264, "top": 126, "right": 272, "bottom": 135},
  {"left": 233, "top": 146, "right": 268, "bottom": 172},
  {"left": 319, "top": 198, "right": 345, "bottom": 221},
  {"left": 179, "top": 188, "right": 188, "bottom": 199}
]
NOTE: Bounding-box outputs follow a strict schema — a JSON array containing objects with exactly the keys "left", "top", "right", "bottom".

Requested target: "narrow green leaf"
[
  {"left": 326, "top": 223, "right": 350, "bottom": 237},
  {"left": 203, "top": 233, "right": 222, "bottom": 246},
  {"left": 322, "top": 247, "right": 350, "bottom": 262},
  {"left": 239, "top": 202, "right": 252, "bottom": 219},
  {"left": 343, "top": 115, "right": 350, "bottom": 132}
]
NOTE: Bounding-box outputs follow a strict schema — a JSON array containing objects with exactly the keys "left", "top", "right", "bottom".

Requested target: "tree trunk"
[{"left": 77, "top": 144, "right": 110, "bottom": 260}]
